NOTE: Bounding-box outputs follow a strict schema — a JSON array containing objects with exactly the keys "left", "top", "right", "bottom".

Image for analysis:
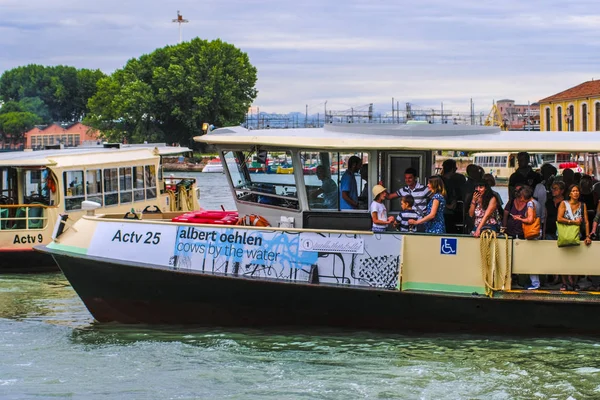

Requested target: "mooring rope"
[{"left": 480, "top": 230, "right": 510, "bottom": 296}]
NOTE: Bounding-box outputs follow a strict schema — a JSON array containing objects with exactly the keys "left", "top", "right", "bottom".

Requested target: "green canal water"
[
  {"left": 1, "top": 173, "right": 598, "bottom": 399},
  {"left": 2, "top": 273, "right": 600, "bottom": 399}
]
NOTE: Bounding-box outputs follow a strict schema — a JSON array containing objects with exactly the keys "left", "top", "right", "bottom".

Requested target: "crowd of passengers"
[{"left": 367, "top": 152, "right": 600, "bottom": 292}]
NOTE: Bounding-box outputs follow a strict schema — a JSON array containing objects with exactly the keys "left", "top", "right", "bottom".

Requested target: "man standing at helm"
[{"left": 340, "top": 156, "right": 362, "bottom": 210}]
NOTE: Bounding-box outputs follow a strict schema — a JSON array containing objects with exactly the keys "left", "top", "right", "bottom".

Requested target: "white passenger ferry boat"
[
  {"left": 471, "top": 151, "right": 543, "bottom": 183},
  {"left": 36, "top": 124, "right": 600, "bottom": 334},
  {"left": 1, "top": 144, "right": 200, "bottom": 272}
]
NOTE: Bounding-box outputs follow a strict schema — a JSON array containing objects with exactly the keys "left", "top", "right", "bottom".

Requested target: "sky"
[{"left": 1, "top": 0, "right": 600, "bottom": 116}]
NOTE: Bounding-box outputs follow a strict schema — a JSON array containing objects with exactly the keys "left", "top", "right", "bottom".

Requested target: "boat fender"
[
  {"left": 236, "top": 214, "right": 270, "bottom": 227},
  {"left": 47, "top": 176, "right": 56, "bottom": 193}
]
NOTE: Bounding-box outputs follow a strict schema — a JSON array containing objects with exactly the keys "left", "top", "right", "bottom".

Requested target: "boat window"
[
  {"left": 302, "top": 152, "right": 339, "bottom": 210},
  {"left": 103, "top": 168, "right": 118, "bottom": 206},
  {"left": 223, "top": 149, "right": 299, "bottom": 210},
  {"left": 133, "top": 166, "right": 145, "bottom": 201},
  {"left": 300, "top": 151, "right": 369, "bottom": 211},
  {"left": 86, "top": 169, "right": 103, "bottom": 205},
  {"left": 64, "top": 170, "right": 85, "bottom": 210},
  {"left": 21, "top": 169, "right": 50, "bottom": 205},
  {"left": 0, "top": 168, "right": 17, "bottom": 203},
  {"left": 144, "top": 165, "right": 157, "bottom": 199},
  {"left": 119, "top": 167, "right": 133, "bottom": 203}
]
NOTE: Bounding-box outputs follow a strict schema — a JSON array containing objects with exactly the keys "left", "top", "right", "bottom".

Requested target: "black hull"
[
  {"left": 49, "top": 250, "right": 600, "bottom": 335},
  {"left": 0, "top": 249, "right": 59, "bottom": 273}
]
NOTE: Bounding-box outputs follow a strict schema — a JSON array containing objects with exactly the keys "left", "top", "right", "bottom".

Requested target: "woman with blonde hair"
[{"left": 409, "top": 176, "right": 446, "bottom": 234}]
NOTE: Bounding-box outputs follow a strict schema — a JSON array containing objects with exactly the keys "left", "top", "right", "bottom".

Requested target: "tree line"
[{"left": 0, "top": 38, "right": 258, "bottom": 146}]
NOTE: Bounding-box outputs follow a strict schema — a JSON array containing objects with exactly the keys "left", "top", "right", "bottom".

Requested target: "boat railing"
[
  {"left": 162, "top": 176, "right": 199, "bottom": 211},
  {"left": 0, "top": 204, "right": 48, "bottom": 230}
]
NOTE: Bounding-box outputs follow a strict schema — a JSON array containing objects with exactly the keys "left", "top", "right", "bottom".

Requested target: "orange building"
[
  {"left": 496, "top": 99, "right": 540, "bottom": 130},
  {"left": 25, "top": 123, "right": 101, "bottom": 149}
]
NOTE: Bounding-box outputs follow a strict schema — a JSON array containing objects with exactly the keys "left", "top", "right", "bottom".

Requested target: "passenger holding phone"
[
  {"left": 468, "top": 181, "right": 500, "bottom": 237},
  {"left": 502, "top": 184, "right": 529, "bottom": 239}
]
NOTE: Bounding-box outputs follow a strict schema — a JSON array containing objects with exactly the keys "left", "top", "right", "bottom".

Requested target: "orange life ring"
[
  {"left": 47, "top": 176, "right": 56, "bottom": 193},
  {"left": 236, "top": 214, "right": 270, "bottom": 227}
]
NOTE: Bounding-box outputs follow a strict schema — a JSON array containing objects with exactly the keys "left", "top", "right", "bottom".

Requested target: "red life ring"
[{"left": 47, "top": 176, "right": 56, "bottom": 193}]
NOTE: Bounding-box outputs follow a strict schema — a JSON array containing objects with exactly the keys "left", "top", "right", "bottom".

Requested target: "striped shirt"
[
  {"left": 395, "top": 183, "right": 431, "bottom": 216},
  {"left": 396, "top": 209, "right": 421, "bottom": 232}
]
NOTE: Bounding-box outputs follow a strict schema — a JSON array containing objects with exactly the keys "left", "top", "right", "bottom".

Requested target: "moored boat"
[
  {"left": 35, "top": 123, "right": 600, "bottom": 333},
  {"left": 1, "top": 143, "right": 200, "bottom": 272},
  {"left": 201, "top": 157, "right": 224, "bottom": 173}
]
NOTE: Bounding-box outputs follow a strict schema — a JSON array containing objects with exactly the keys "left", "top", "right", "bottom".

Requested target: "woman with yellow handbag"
[{"left": 557, "top": 184, "right": 592, "bottom": 291}]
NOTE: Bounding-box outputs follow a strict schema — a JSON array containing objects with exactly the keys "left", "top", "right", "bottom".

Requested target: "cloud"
[{"left": 0, "top": 0, "right": 599, "bottom": 114}]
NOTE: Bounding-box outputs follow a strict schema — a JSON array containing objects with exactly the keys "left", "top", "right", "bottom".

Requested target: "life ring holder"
[{"left": 236, "top": 214, "right": 270, "bottom": 227}]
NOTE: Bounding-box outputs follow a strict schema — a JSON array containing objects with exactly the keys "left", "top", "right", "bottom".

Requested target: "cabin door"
[{"left": 382, "top": 152, "right": 430, "bottom": 213}]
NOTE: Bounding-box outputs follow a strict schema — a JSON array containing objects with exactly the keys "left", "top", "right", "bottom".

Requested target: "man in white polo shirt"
[{"left": 388, "top": 167, "right": 431, "bottom": 217}]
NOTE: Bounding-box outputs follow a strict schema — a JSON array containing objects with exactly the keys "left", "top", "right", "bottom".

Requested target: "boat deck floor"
[{"left": 497, "top": 282, "right": 600, "bottom": 302}]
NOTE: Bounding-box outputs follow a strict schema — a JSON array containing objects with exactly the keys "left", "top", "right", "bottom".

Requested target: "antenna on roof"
[{"left": 172, "top": 10, "right": 189, "bottom": 44}]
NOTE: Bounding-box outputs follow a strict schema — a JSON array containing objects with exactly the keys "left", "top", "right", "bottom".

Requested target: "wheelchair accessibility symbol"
[{"left": 440, "top": 238, "right": 457, "bottom": 255}]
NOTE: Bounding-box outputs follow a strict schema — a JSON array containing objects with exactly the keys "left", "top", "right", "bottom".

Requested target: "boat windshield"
[{"left": 223, "top": 149, "right": 299, "bottom": 210}]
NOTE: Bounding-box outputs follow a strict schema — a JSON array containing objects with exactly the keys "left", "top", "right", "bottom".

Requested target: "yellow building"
[{"left": 539, "top": 80, "right": 600, "bottom": 131}]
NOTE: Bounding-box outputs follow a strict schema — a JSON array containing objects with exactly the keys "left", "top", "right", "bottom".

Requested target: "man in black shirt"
[{"left": 508, "top": 152, "right": 542, "bottom": 202}]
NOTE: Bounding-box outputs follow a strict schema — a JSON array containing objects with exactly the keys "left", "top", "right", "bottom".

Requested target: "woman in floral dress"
[{"left": 408, "top": 176, "right": 446, "bottom": 234}]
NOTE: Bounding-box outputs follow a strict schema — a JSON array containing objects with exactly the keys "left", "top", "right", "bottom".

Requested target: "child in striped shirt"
[{"left": 395, "top": 194, "right": 420, "bottom": 232}]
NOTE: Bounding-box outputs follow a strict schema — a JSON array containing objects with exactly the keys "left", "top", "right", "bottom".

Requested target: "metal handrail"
[{"left": 0, "top": 205, "right": 48, "bottom": 230}]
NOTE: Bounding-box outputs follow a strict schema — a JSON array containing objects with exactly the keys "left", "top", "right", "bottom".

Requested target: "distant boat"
[{"left": 201, "top": 158, "right": 223, "bottom": 173}]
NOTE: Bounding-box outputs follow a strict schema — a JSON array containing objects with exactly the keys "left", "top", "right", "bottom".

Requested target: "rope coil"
[{"left": 480, "top": 230, "right": 511, "bottom": 296}]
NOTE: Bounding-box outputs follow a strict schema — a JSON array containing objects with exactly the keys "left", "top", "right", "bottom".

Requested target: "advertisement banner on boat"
[
  {"left": 172, "top": 225, "right": 319, "bottom": 270},
  {"left": 87, "top": 222, "right": 179, "bottom": 267},
  {"left": 87, "top": 221, "right": 403, "bottom": 289}
]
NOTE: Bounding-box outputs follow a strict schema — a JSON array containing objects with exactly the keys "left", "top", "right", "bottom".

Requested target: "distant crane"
[
  {"left": 484, "top": 103, "right": 507, "bottom": 130},
  {"left": 172, "top": 10, "right": 189, "bottom": 44}
]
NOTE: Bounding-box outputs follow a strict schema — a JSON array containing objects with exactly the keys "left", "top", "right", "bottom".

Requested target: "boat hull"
[
  {"left": 0, "top": 248, "right": 58, "bottom": 273},
  {"left": 48, "top": 248, "right": 600, "bottom": 334}
]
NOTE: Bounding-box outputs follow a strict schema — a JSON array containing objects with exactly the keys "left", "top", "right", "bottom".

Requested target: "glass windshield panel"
[{"left": 223, "top": 149, "right": 298, "bottom": 210}]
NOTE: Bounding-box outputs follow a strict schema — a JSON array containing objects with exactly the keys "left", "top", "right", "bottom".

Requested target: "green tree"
[
  {"left": 0, "top": 64, "right": 106, "bottom": 122},
  {"left": 0, "top": 112, "right": 42, "bottom": 143},
  {"left": 85, "top": 38, "right": 257, "bottom": 144},
  {"left": 18, "top": 97, "right": 52, "bottom": 123}
]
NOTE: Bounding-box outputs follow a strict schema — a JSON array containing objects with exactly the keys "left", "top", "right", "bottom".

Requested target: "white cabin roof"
[
  {"left": 194, "top": 124, "right": 600, "bottom": 153},
  {"left": 0, "top": 144, "right": 191, "bottom": 168}
]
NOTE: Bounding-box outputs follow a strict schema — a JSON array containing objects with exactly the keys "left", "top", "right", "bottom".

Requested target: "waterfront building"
[
  {"left": 495, "top": 99, "right": 540, "bottom": 130},
  {"left": 538, "top": 80, "right": 600, "bottom": 131},
  {"left": 24, "top": 122, "right": 100, "bottom": 149}
]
